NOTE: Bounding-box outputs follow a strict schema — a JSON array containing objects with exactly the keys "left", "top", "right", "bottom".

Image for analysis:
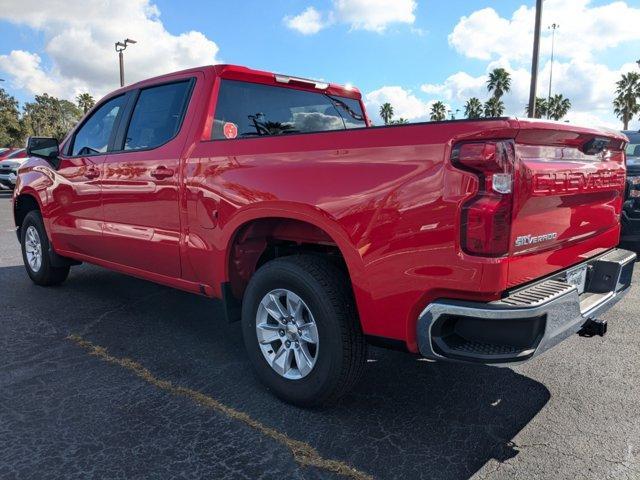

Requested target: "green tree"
[
  {"left": 379, "top": 102, "right": 394, "bottom": 125},
  {"left": 484, "top": 97, "right": 505, "bottom": 118},
  {"left": 429, "top": 101, "right": 447, "bottom": 121},
  {"left": 525, "top": 97, "right": 548, "bottom": 118},
  {"left": 547, "top": 94, "right": 571, "bottom": 121},
  {"left": 487, "top": 68, "right": 512, "bottom": 100},
  {"left": 22, "top": 93, "right": 82, "bottom": 140},
  {"left": 76, "top": 93, "right": 95, "bottom": 114},
  {"left": 613, "top": 72, "right": 640, "bottom": 130},
  {"left": 390, "top": 117, "right": 409, "bottom": 124},
  {"left": 0, "top": 88, "right": 24, "bottom": 147},
  {"left": 464, "top": 97, "right": 483, "bottom": 119}
]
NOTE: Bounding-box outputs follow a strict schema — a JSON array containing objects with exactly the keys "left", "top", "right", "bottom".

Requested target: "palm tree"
[
  {"left": 613, "top": 72, "right": 640, "bottom": 130},
  {"left": 379, "top": 103, "right": 394, "bottom": 125},
  {"left": 390, "top": 118, "right": 409, "bottom": 124},
  {"left": 524, "top": 97, "right": 548, "bottom": 118},
  {"left": 547, "top": 94, "right": 571, "bottom": 121},
  {"left": 484, "top": 97, "right": 505, "bottom": 118},
  {"left": 430, "top": 101, "right": 447, "bottom": 121},
  {"left": 464, "top": 98, "right": 483, "bottom": 119},
  {"left": 487, "top": 68, "right": 512, "bottom": 100},
  {"left": 76, "top": 93, "right": 95, "bottom": 114}
]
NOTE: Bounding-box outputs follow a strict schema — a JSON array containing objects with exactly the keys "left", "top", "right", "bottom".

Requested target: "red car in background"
[
  {"left": 0, "top": 148, "right": 25, "bottom": 160},
  {"left": 12, "top": 65, "right": 635, "bottom": 406}
]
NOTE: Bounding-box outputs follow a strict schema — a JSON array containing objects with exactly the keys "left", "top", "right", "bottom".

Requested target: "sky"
[{"left": 1, "top": 0, "right": 640, "bottom": 129}]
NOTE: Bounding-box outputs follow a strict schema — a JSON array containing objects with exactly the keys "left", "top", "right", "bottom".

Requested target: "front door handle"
[
  {"left": 150, "top": 166, "right": 175, "bottom": 180},
  {"left": 85, "top": 166, "right": 100, "bottom": 179}
]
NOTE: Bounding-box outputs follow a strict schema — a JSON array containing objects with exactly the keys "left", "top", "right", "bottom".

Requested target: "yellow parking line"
[{"left": 67, "top": 334, "right": 373, "bottom": 480}]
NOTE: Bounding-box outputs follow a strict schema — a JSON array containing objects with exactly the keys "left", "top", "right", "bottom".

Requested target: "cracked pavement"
[{"left": 1, "top": 191, "right": 639, "bottom": 479}]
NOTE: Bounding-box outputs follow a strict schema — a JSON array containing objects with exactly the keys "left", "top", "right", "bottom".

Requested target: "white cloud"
[
  {"left": 0, "top": 0, "right": 220, "bottom": 101},
  {"left": 285, "top": 0, "right": 417, "bottom": 35},
  {"left": 365, "top": 86, "right": 452, "bottom": 123},
  {"left": 421, "top": 72, "right": 486, "bottom": 102},
  {"left": 284, "top": 7, "right": 326, "bottom": 35},
  {"left": 449, "top": 0, "right": 640, "bottom": 63},
  {"left": 333, "top": 0, "right": 416, "bottom": 33}
]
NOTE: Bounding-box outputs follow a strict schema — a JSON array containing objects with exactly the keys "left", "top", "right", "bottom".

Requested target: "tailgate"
[{"left": 507, "top": 121, "right": 627, "bottom": 287}]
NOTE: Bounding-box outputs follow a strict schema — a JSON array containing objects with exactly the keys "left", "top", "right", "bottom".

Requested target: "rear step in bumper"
[{"left": 417, "top": 248, "right": 636, "bottom": 364}]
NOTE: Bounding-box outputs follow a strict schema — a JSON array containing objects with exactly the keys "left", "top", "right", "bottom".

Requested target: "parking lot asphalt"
[{"left": 1, "top": 190, "right": 640, "bottom": 480}]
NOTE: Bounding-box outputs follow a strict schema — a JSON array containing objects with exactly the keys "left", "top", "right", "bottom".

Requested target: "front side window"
[
  {"left": 124, "top": 81, "right": 192, "bottom": 151},
  {"left": 71, "top": 95, "right": 126, "bottom": 156},
  {"left": 212, "top": 79, "right": 366, "bottom": 140}
]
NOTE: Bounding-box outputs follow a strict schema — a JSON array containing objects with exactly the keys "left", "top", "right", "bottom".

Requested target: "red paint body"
[{"left": 14, "top": 65, "right": 628, "bottom": 352}]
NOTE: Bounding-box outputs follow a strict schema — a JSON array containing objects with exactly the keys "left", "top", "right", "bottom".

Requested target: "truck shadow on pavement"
[{"left": 2, "top": 264, "right": 551, "bottom": 480}]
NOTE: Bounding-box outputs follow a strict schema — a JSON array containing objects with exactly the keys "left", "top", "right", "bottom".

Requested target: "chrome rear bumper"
[{"left": 417, "top": 248, "right": 636, "bottom": 364}]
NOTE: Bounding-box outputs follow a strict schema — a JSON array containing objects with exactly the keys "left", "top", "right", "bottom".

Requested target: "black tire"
[
  {"left": 20, "top": 210, "right": 70, "bottom": 286},
  {"left": 241, "top": 255, "right": 367, "bottom": 407}
]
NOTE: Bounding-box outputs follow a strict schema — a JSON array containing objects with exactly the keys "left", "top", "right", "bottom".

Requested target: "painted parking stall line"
[{"left": 67, "top": 334, "right": 373, "bottom": 480}]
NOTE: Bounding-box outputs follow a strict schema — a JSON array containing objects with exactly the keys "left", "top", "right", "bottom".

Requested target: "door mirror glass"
[{"left": 27, "top": 137, "right": 59, "bottom": 160}]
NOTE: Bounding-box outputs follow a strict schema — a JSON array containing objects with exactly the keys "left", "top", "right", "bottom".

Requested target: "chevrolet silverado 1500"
[{"left": 14, "top": 65, "right": 635, "bottom": 406}]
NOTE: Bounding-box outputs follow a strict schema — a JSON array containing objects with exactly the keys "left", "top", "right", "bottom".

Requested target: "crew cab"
[{"left": 14, "top": 65, "right": 635, "bottom": 406}]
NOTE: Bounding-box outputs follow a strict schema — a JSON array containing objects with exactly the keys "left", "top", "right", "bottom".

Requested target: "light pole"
[
  {"left": 115, "top": 38, "right": 137, "bottom": 87},
  {"left": 546, "top": 23, "right": 559, "bottom": 119},
  {"left": 528, "top": 0, "right": 543, "bottom": 118}
]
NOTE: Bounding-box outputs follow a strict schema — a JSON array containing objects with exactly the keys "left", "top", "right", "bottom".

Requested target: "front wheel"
[
  {"left": 241, "top": 255, "right": 367, "bottom": 407},
  {"left": 20, "top": 210, "right": 70, "bottom": 286}
]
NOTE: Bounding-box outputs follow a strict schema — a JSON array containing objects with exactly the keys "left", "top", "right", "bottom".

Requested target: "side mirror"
[{"left": 27, "top": 137, "right": 60, "bottom": 162}]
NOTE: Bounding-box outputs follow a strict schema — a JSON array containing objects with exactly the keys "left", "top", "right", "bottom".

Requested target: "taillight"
[{"left": 452, "top": 140, "right": 516, "bottom": 257}]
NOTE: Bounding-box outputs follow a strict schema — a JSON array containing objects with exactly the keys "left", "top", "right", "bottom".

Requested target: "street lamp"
[
  {"left": 547, "top": 23, "right": 559, "bottom": 119},
  {"left": 527, "top": 0, "right": 543, "bottom": 118},
  {"left": 115, "top": 38, "right": 137, "bottom": 87}
]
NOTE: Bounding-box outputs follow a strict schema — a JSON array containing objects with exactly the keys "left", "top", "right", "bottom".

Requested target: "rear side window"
[
  {"left": 124, "top": 81, "right": 192, "bottom": 151},
  {"left": 212, "top": 79, "right": 366, "bottom": 140},
  {"left": 72, "top": 95, "right": 126, "bottom": 156}
]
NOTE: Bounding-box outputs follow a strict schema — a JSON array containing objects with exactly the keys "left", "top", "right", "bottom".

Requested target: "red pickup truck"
[{"left": 14, "top": 65, "right": 635, "bottom": 406}]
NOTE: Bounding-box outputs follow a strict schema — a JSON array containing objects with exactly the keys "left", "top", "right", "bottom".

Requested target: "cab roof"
[{"left": 121, "top": 64, "right": 362, "bottom": 100}]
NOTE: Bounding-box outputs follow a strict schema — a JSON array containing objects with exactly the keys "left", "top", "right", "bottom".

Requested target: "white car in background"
[{"left": 0, "top": 149, "right": 27, "bottom": 190}]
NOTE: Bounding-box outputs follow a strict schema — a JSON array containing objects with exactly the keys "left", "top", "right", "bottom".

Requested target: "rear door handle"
[
  {"left": 150, "top": 166, "right": 175, "bottom": 180},
  {"left": 85, "top": 166, "right": 100, "bottom": 179}
]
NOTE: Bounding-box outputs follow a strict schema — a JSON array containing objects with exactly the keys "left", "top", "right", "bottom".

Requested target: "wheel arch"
[
  {"left": 13, "top": 190, "right": 44, "bottom": 240},
  {"left": 220, "top": 205, "right": 368, "bottom": 322}
]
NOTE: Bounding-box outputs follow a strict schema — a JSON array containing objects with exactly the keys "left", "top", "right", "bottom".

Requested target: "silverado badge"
[{"left": 515, "top": 232, "right": 558, "bottom": 247}]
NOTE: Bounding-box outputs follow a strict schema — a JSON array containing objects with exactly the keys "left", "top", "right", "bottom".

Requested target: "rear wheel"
[
  {"left": 20, "top": 211, "right": 70, "bottom": 286},
  {"left": 241, "top": 255, "right": 366, "bottom": 407}
]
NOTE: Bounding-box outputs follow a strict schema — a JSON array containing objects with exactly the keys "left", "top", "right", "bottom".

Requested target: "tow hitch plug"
[{"left": 580, "top": 318, "right": 608, "bottom": 337}]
